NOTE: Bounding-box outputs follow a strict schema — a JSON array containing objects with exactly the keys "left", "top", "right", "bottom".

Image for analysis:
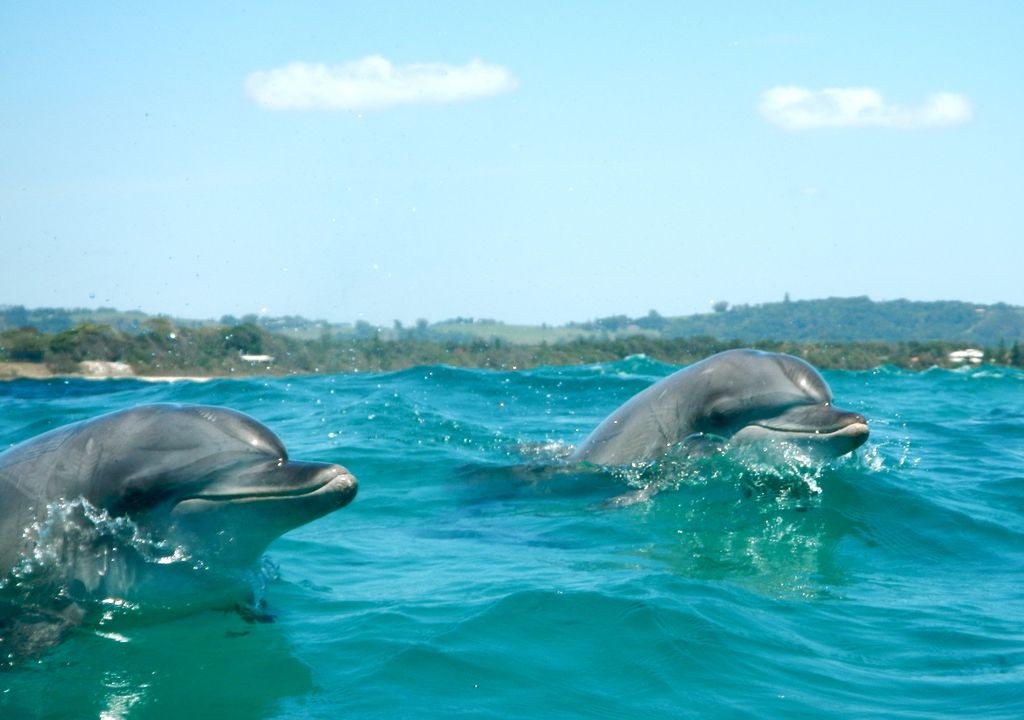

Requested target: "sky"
[{"left": 2, "top": 2, "right": 1022, "bottom": 326}]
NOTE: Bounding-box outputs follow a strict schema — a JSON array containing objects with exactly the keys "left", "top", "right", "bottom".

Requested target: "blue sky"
[{"left": 2, "top": 2, "right": 1021, "bottom": 325}]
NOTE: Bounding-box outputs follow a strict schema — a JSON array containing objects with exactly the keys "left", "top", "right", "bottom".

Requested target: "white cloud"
[
  {"left": 245, "top": 56, "right": 517, "bottom": 111},
  {"left": 759, "top": 86, "right": 972, "bottom": 130}
]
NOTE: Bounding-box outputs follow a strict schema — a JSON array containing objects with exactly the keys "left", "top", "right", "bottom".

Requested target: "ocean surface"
[{"left": 1, "top": 358, "right": 1022, "bottom": 719}]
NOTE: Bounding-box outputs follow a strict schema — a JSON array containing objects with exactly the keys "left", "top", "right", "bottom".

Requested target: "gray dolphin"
[
  {"left": 0, "top": 404, "right": 356, "bottom": 656},
  {"left": 571, "top": 349, "right": 869, "bottom": 466}
]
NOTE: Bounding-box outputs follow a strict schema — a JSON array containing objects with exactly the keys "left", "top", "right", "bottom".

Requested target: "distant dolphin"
[
  {"left": 571, "top": 349, "right": 869, "bottom": 466},
  {"left": 0, "top": 404, "right": 356, "bottom": 658}
]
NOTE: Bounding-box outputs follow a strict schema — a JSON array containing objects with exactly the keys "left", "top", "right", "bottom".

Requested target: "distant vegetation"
[
  {"left": 568, "top": 297, "right": 1024, "bottom": 346},
  {"left": 1, "top": 298, "right": 1022, "bottom": 377},
  {"left": 5, "top": 296, "right": 1023, "bottom": 346}
]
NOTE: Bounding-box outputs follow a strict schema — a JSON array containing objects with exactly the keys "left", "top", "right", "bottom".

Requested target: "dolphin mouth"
[
  {"left": 734, "top": 404, "right": 870, "bottom": 455},
  {"left": 752, "top": 403, "right": 868, "bottom": 435},
  {"left": 178, "top": 464, "right": 357, "bottom": 508},
  {"left": 753, "top": 419, "right": 869, "bottom": 437},
  {"left": 752, "top": 421, "right": 871, "bottom": 445}
]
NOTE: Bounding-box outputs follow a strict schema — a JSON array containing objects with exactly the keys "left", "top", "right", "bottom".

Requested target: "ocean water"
[{"left": 1, "top": 358, "right": 1022, "bottom": 719}]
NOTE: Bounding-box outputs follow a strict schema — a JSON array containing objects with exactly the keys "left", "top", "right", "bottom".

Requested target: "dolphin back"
[{"left": 570, "top": 367, "right": 701, "bottom": 465}]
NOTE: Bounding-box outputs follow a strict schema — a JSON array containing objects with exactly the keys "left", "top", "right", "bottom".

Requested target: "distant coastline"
[
  {"left": 0, "top": 338, "right": 1018, "bottom": 382},
  {"left": 1, "top": 298, "right": 1022, "bottom": 378}
]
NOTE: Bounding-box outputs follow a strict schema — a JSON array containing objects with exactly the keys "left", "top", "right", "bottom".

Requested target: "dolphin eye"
[
  {"left": 705, "top": 408, "right": 733, "bottom": 430},
  {"left": 117, "top": 483, "right": 174, "bottom": 515},
  {"left": 119, "top": 487, "right": 147, "bottom": 513}
]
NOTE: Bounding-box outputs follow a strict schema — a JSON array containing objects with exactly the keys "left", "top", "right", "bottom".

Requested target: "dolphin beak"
[
  {"left": 742, "top": 403, "right": 870, "bottom": 456},
  {"left": 758, "top": 404, "right": 868, "bottom": 435},
  {"left": 177, "top": 460, "right": 358, "bottom": 509},
  {"left": 833, "top": 411, "right": 870, "bottom": 450},
  {"left": 310, "top": 463, "right": 359, "bottom": 510}
]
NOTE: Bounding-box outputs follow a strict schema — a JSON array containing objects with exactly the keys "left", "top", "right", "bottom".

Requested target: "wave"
[{"left": 2, "top": 358, "right": 1023, "bottom": 715}]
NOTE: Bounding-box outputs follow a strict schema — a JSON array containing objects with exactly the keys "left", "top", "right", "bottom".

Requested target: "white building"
[
  {"left": 948, "top": 349, "right": 984, "bottom": 364},
  {"left": 239, "top": 353, "right": 275, "bottom": 363}
]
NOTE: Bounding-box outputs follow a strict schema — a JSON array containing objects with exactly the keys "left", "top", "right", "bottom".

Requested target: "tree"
[
  {"left": 0, "top": 327, "right": 46, "bottom": 362},
  {"left": 0, "top": 305, "right": 30, "bottom": 330},
  {"left": 637, "top": 309, "right": 665, "bottom": 331},
  {"left": 354, "top": 320, "right": 377, "bottom": 339},
  {"left": 142, "top": 317, "right": 175, "bottom": 337},
  {"left": 48, "top": 323, "right": 124, "bottom": 363},
  {"left": 225, "top": 323, "right": 264, "bottom": 354}
]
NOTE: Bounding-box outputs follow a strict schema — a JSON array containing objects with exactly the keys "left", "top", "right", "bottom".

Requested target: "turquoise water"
[{"left": 1, "top": 358, "right": 1023, "bottom": 718}]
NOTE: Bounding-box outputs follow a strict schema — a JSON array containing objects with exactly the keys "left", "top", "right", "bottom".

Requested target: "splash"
[
  {"left": 512, "top": 439, "right": 576, "bottom": 462},
  {"left": 606, "top": 438, "right": 851, "bottom": 506},
  {"left": 0, "top": 498, "right": 274, "bottom": 665},
  {"left": 3, "top": 498, "right": 193, "bottom": 599}
]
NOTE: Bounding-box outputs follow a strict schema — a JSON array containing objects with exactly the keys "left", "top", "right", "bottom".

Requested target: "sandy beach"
[{"left": 0, "top": 362, "right": 213, "bottom": 383}]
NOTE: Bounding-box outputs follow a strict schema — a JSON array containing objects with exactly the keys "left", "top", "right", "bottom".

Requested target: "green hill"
[
  {"left": 2, "top": 297, "right": 1023, "bottom": 346},
  {"left": 573, "top": 297, "right": 1024, "bottom": 346}
]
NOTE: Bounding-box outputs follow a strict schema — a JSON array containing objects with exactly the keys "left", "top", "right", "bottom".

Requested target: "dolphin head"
[
  {"left": 692, "top": 350, "right": 869, "bottom": 458},
  {"left": 78, "top": 405, "right": 357, "bottom": 566}
]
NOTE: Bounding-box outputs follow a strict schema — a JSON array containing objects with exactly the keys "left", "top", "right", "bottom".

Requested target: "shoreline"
[
  {"left": 0, "top": 356, "right": 1009, "bottom": 382},
  {"left": 0, "top": 362, "right": 214, "bottom": 383}
]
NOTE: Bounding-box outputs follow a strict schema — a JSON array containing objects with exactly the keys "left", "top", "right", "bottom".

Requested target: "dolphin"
[
  {"left": 0, "top": 404, "right": 356, "bottom": 658},
  {"left": 571, "top": 349, "right": 869, "bottom": 466}
]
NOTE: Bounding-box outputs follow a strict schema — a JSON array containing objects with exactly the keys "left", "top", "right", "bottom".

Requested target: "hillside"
[
  {"left": 573, "top": 297, "right": 1024, "bottom": 346},
  {"left": 2, "top": 296, "right": 1022, "bottom": 346}
]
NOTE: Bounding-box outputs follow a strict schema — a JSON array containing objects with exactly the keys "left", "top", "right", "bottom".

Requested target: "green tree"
[
  {"left": 47, "top": 323, "right": 125, "bottom": 371},
  {"left": 225, "top": 323, "right": 265, "bottom": 354},
  {"left": 0, "top": 327, "right": 46, "bottom": 362}
]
